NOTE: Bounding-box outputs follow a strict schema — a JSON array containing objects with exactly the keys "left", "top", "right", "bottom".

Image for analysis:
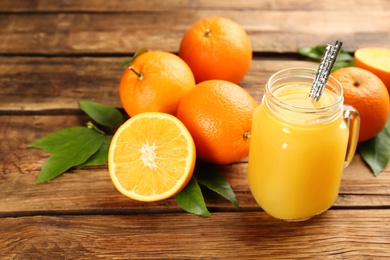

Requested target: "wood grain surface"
[
  {"left": 1, "top": 113, "right": 389, "bottom": 217},
  {"left": 1, "top": 1, "right": 390, "bottom": 259},
  {"left": 1, "top": 2, "right": 390, "bottom": 54},
  {"left": 2, "top": 211, "right": 390, "bottom": 259}
]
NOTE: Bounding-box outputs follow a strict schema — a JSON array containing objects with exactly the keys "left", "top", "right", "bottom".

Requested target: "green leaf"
[
  {"left": 29, "top": 127, "right": 105, "bottom": 183},
  {"left": 297, "top": 45, "right": 354, "bottom": 71},
  {"left": 29, "top": 126, "right": 97, "bottom": 153},
  {"left": 298, "top": 46, "right": 326, "bottom": 60},
  {"left": 133, "top": 47, "right": 149, "bottom": 60},
  {"left": 79, "top": 100, "right": 123, "bottom": 128},
  {"left": 77, "top": 135, "right": 112, "bottom": 168},
  {"left": 120, "top": 47, "right": 149, "bottom": 68},
  {"left": 175, "top": 177, "right": 211, "bottom": 217},
  {"left": 120, "top": 60, "right": 132, "bottom": 69},
  {"left": 333, "top": 60, "right": 355, "bottom": 71},
  {"left": 359, "top": 117, "right": 390, "bottom": 176},
  {"left": 195, "top": 167, "right": 238, "bottom": 208},
  {"left": 337, "top": 51, "right": 354, "bottom": 62}
]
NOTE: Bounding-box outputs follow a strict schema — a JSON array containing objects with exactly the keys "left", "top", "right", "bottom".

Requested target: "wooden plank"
[
  {"left": 2, "top": 210, "right": 390, "bottom": 258},
  {"left": 0, "top": 57, "right": 317, "bottom": 112},
  {"left": 1, "top": 2, "right": 389, "bottom": 258},
  {"left": 1, "top": 0, "right": 390, "bottom": 12},
  {"left": 0, "top": 56, "right": 124, "bottom": 112},
  {"left": 1, "top": 115, "right": 389, "bottom": 217},
  {"left": 0, "top": 10, "right": 389, "bottom": 55}
]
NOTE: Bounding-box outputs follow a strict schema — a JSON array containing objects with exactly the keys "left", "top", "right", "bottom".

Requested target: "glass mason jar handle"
[{"left": 343, "top": 105, "right": 360, "bottom": 167}]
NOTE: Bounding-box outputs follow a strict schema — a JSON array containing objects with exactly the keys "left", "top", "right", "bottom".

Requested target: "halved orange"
[
  {"left": 354, "top": 48, "right": 390, "bottom": 92},
  {"left": 108, "top": 112, "right": 196, "bottom": 202}
]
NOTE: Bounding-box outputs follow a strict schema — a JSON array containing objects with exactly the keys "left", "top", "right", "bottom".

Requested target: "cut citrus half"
[
  {"left": 108, "top": 112, "right": 196, "bottom": 202},
  {"left": 354, "top": 48, "right": 390, "bottom": 91}
]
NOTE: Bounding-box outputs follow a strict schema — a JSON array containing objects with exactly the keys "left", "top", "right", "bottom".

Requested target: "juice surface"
[{"left": 248, "top": 84, "right": 349, "bottom": 221}]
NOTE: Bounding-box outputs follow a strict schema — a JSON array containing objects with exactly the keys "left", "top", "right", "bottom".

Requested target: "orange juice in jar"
[{"left": 247, "top": 68, "right": 360, "bottom": 221}]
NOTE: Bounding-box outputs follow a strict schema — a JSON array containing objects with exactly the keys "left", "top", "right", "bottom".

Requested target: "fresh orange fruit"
[
  {"left": 176, "top": 80, "right": 257, "bottom": 164},
  {"left": 354, "top": 48, "right": 390, "bottom": 92},
  {"left": 179, "top": 16, "right": 252, "bottom": 84},
  {"left": 108, "top": 112, "right": 196, "bottom": 202},
  {"left": 119, "top": 50, "right": 196, "bottom": 117},
  {"left": 331, "top": 67, "right": 390, "bottom": 142}
]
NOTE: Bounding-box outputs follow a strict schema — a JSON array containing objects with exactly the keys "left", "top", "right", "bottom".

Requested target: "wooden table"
[{"left": 1, "top": 1, "right": 390, "bottom": 258}]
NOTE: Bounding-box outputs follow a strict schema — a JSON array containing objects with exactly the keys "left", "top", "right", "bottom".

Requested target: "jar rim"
[
  {"left": 264, "top": 67, "right": 344, "bottom": 124},
  {"left": 266, "top": 67, "right": 343, "bottom": 112}
]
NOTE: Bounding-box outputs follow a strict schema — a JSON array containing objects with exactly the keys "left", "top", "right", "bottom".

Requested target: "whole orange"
[
  {"left": 179, "top": 16, "right": 252, "bottom": 84},
  {"left": 119, "top": 50, "right": 195, "bottom": 117},
  {"left": 331, "top": 67, "right": 390, "bottom": 142},
  {"left": 176, "top": 80, "right": 257, "bottom": 164}
]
